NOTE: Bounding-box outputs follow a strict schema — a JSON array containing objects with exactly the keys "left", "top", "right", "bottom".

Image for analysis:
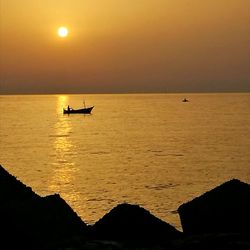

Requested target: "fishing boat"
[
  {"left": 63, "top": 106, "right": 94, "bottom": 114},
  {"left": 63, "top": 101, "right": 94, "bottom": 114}
]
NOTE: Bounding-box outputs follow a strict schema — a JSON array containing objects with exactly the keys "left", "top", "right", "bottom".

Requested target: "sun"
[{"left": 57, "top": 27, "right": 69, "bottom": 38}]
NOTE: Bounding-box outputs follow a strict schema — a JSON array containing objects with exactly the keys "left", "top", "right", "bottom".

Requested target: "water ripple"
[
  {"left": 145, "top": 183, "right": 179, "bottom": 190},
  {"left": 87, "top": 198, "right": 115, "bottom": 203},
  {"left": 90, "top": 151, "right": 110, "bottom": 155},
  {"left": 49, "top": 134, "right": 70, "bottom": 138}
]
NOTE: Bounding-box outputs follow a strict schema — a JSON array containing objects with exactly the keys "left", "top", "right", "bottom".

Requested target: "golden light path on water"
[{"left": 48, "top": 95, "right": 81, "bottom": 207}]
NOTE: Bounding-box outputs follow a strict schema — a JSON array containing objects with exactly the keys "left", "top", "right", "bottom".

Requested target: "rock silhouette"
[
  {"left": 0, "top": 165, "right": 38, "bottom": 202},
  {"left": 0, "top": 165, "right": 88, "bottom": 249},
  {"left": 91, "top": 203, "right": 182, "bottom": 242},
  {"left": 178, "top": 179, "right": 250, "bottom": 234}
]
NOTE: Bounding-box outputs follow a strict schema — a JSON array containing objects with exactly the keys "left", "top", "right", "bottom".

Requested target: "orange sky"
[{"left": 0, "top": 0, "right": 249, "bottom": 94}]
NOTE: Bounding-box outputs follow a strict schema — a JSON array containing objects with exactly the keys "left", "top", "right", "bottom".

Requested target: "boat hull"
[{"left": 63, "top": 106, "right": 94, "bottom": 114}]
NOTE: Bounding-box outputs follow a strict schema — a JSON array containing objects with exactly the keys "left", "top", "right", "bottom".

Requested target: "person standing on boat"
[{"left": 67, "top": 105, "right": 70, "bottom": 112}]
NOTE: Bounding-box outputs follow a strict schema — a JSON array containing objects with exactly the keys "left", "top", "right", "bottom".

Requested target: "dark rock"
[
  {"left": 178, "top": 179, "right": 250, "bottom": 234},
  {"left": 0, "top": 164, "right": 39, "bottom": 202},
  {"left": 0, "top": 165, "right": 89, "bottom": 249},
  {"left": 91, "top": 203, "right": 182, "bottom": 243}
]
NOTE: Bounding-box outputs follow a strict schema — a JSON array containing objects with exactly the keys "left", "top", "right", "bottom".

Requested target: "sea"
[{"left": 0, "top": 93, "right": 249, "bottom": 230}]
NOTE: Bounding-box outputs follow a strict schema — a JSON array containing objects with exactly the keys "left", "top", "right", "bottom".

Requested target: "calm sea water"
[{"left": 0, "top": 93, "right": 249, "bottom": 230}]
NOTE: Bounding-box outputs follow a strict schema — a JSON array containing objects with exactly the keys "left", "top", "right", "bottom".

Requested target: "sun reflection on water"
[
  {"left": 57, "top": 95, "right": 68, "bottom": 114},
  {"left": 47, "top": 95, "right": 80, "bottom": 205}
]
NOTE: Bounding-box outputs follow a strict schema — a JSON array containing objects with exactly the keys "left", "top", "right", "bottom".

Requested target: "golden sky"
[{"left": 0, "top": 0, "right": 249, "bottom": 94}]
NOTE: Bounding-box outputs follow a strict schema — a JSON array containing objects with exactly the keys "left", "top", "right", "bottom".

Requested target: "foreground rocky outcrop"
[
  {"left": 0, "top": 164, "right": 249, "bottom": 250},
  {"left": 178, "top": 179, "right": 250, "bottom": 235},
  {"left": 0, "top": 165, "right": 38, "bottom": 202},
  {"left": 0, "top": 165, "right": 88, "bottom": 249},
  {"left": 91, "top": 203, "right": 181, "bottom": 243}
]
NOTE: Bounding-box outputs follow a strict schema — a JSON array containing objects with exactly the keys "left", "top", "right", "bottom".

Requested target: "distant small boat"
[
  {"left": 63, "top": 101, "right": 94, "bottom": 114},
  {"left": 182, "top": 98, "right": 189, "bottom": 102}
]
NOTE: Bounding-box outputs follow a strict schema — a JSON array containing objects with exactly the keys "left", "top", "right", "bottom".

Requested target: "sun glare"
[{"left": 57, "top": 27, "right": 69, "bottom": 38}]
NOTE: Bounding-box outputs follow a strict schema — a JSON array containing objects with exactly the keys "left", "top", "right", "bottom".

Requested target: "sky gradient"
[{"left": 0, "top": 0, "right": 249, "bottom": 94}]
